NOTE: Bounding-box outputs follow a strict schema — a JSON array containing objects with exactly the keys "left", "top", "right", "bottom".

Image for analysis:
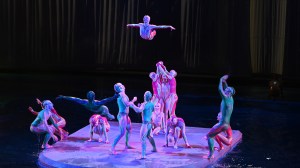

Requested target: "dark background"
[{"left": 0, "top": 0, "right": 299, "bottom": 80}]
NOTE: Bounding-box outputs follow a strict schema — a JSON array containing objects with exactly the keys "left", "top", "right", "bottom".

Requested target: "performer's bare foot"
[
  {"left": 110, "top": 148, "right": 117, "bottom": 155},
  {"left": 105, "top": 140, "right": 110, "bottom": 144},
  {"left": 203, "top": 153, "right": 214, "bottom": 159},
  {"left": 174, "top": 145, "right": 178, "bottom": 149},
  {"left": 125, "top": 145, "right": 135, "bottom": 149},
  {"left": 41, "top": 144, "right": 53, "bottom": 149},
  {"left": 186, "top": 144, "right": 192, "bottom": 148},
  {"left": 217, "top": 146, "right": 224, "bottom": 151},
  {"left": 151, "top": 148, "right": 157, "bottom": 152},
  {"left": 98, "top": 138, "right": 103, "bottom": 142},
  {"left": 136, "top": 155, "right": 146, "bottom": 160},
  {"left": 87, "top": 138, "right": 93, "bottom": 142}
]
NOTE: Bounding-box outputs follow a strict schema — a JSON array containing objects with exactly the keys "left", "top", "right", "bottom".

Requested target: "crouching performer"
[
  {"left": 130, "top": 91, "right": 157, "bottom": 159},
  {"left": 28, "top": 98, "right": 69, "bottom": 140},
  {"left": 30, "top": 100, "right": 61, "bottom": 149},
  {"left": 88, "top": 113, "right": 110, "bottom": 143},
  {"left": 163, "top": 115, "right": 191, "bottom": 149}
]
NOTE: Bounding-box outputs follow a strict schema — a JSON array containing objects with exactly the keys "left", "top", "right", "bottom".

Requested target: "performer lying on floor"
[
  {"left": 127, "top": 15, "right": 175, "bottom": 40},
  {"left": 57, "top": 91, "right": 118, "bottom": 120}
]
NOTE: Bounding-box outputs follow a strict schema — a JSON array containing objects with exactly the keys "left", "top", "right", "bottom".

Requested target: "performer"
[
  {"left": 111, "top": 83, "right": 137, "bottom": 154},
  {"left": 57, "top": 91, "right": 118, "bottom": 120},
  {"left": 130, "top": 91, "right": 157, "bottom": 159},
  {"left": 215, "top": 112, "right": 232, "bottom": 151},
  {"left": 88, "top": 114, "right": 110, "bottom": 143},
  {"left": 149, "top": 72, "right": 161, "bottom": 105},
  {"left": 151, "top": 102, "right": 164, "bottom": 136},
  {"left": 28, "top": 98, "right": 68, "bottom": 140},
  {"left": 163, "top": 115, "right": 191, "bottom": 149},
  {"left": 155, "top": 61, "right": 178, "bottom": 131},
  {"left": 30, "top": 100, "right": 61, "bottom": 149},
  {"left": 206, "top": 75, "right": 235, "bottom": 159},
  {"left": 127, "top": 15, "right": 175, "bottom": 40}
]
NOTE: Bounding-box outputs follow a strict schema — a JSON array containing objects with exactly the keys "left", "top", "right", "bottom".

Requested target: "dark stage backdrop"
[{"left": 0, "top": 0, "right": 299, "bottom": 79}]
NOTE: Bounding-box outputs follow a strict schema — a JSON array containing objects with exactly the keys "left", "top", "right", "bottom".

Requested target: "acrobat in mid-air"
[{"left": 127, "top": 15, "right": 175, "bottom": 40}]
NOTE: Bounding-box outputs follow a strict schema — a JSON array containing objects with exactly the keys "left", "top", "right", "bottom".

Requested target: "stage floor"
[{"left": 38, "top": 122, "right": 242, "bottom": 168}]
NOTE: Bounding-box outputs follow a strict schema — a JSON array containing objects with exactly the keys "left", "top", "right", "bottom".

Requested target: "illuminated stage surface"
[{"left": 38, "top": 122, "right": 242, "bottom": 168}]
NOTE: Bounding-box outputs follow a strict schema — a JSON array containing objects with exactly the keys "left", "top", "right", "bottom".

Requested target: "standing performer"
[
  {"left": 127, "top": 15, "right": 175, "bottom": 40},
  {"left": 149, "top": 72, "right": 161, "bottom": 105},
  {"left": 30, "top": 100, "right": 61, "bottom": 149},
  {"left": 206, "top": 75, "right": 235, "bottom": 159},
  {"left": 28, "top": 98, "right": 69, "bottom": 140},
  {"left": 111, "top": 83, "right": 137, "bottom": 154},
  {"left": 163, "top": 115, "right": 191, "bottom": 149},
  {"left": 130, "top": 91, "right": 157, "bottom": 159},
  {"left": 57, "top": 91, "right": 118, "bottom": 120},
  {"left": 88, "top": 114, "right": 110, "bottom": 144},
  {"left": 155, "top": 61, "right": 178, "bottom": 131}
]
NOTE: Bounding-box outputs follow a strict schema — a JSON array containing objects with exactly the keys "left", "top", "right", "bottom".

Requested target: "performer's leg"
[
  {"left": 111, "top": 114, "right": 126, "bottom": 153},
  {"left": 206, "top": 124, "right": 225, "bottom": 158},
  {"left": 140, "top": 124, "right": 148, "bottom": 159},
  {"left": 125, "top": 116, "right": 134, "bottom": 148},
  {"left": 147, "top": 123, "right": 157, "bottom": 152},
  {"left": 216, "top": 126, "right": 232, "bottom": 146},
  {"left": 173, "top": 127, "right": 181, "bottom": 149},
  {"left": 149, "top": 30, "right": 156, "bottom": 40},
  {"left": 169, "top": 94, "right": 178, "bottom": 116}
]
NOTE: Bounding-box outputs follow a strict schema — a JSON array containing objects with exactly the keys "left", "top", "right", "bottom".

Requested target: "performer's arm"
[
  {"left": 130, "top": 102, "right": 145, "bottom": 113},
  {"left": 181, "top": 124, "right": 191, "bottom": 147},
  {"left": 127, "top": 24, "right": 140, "bottom": 28},
  {"left": 164, "top": 125, "right": 170, "bottom": 147},
  {"left": 102, "top": 123, "right": 109, "bottom": 143},
  {"left": 151, "top": 25, "right": 175, "bottom": 30},
  {"left": 57, "top": 95, "right": 87, "bottom": 105},
  {"left": 94, "top": 93, "right": 119, "bottom": 106},
  {"left": 28, "top": 107, "right": 39, "bottom": 115},
  {"left": 218, "top": 75, "right": 228, "bottom": 98}
]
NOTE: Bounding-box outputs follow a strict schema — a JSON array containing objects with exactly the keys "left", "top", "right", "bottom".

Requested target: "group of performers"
[{"left": 29, "top": 15, "right": 235, "bottom": 160}]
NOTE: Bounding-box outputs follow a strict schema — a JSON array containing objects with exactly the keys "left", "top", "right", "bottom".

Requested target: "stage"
[{"left": 38, "top": 121, "right": 242, "bottom": 168}]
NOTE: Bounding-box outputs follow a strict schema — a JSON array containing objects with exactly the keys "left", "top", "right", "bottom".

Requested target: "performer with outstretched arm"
[
  {"left": 127, "top": 15, "right": 175, "bottom": 40},
  {"left": 57, "top": 91, "right": 118, "bottom": 120}
]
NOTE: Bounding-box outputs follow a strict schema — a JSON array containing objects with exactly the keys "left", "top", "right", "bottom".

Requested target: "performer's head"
[
  {"left": 170, "top": 115, "right": 178, "bottom": 125},
  {"left": 114, "top": 83, "right": 125, "bottom": 93},
  {"left": 154, "top": 102, "right": 161, "bottom": 112},
  {"left": 149, "top": 72, "right": 157, "bottom": 80},
  {"left": 99, "top": 105, "right": 109, "bottom": 115},
  {"left": 143, "top": 15, "right": 150, "bottom": 24},
  {"left": 87, "top": 91, "right": 95, "bottom": 101},
  {"left": 42, "top": 100, "right": 53, "bottom": 110},
  {"left": 169, "top": 70, "right": 177, "bottom": 78},
  {"left": 225, "top": 87, "right": 235, "bottom": 96},
  {"left": 217, "top": 112, "right": 222, "bottom": 121},
  {"left": 144, "top": 91, "right": 152, "bottom": 102}
]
